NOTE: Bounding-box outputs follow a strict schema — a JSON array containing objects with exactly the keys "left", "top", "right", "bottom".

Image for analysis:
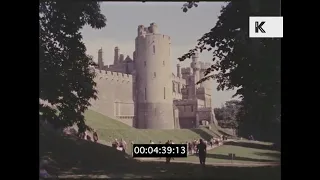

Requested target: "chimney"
[
  {"left": 119, "top": 54, "right": 124, "bottom": 63},
  {"left": 98, "top": 48, "right": 104, "bottom": 70},
  {"left": 176, "top": 64, "right": 181, "bottom": 78},
  {"left": 114, "top": 47, "right": 119, "bottom": 65}
]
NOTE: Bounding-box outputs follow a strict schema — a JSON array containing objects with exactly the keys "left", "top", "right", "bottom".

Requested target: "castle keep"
[{"left": 90, "top": 23, "right": 216, "bottom": 129}]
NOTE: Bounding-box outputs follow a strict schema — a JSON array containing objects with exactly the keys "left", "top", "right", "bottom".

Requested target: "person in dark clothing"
[
  {"left": 197, "top": 139, "right": 207, "bottom": 167},
  {"left": 78, "top": 132, "right": 85, "bottom": 139},
  {"left": 119, "top": 139, "right": 127, "bottom": 153},
  {"left": 187, "top": 142, "right": 192, "bottom": 154},
  {"left": 93, "top": 130, "right": 98, "bottom": 143},
  {"left": 209, "top": 139, "right": 213, "bottom": 147},
  {"left": 165, "top": 140, "right": 171, "bottom": 164},
  {"left": 86, "top": 134, "right": 92, "bottom": 141},
  {"left": 169, "top": 140, "right": 174, "bottom": 160}
]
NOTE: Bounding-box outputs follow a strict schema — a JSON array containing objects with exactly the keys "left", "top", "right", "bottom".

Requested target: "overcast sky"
[{"left": 81, "top": 2, "right": 238, "bottom": 108}]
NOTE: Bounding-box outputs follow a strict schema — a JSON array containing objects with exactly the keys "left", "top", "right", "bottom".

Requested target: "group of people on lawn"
[
  {"left": 109, "top": 137, "right": 222, "bottom": 167},
  {"left": 77, "top": 129, "right": 99, "bottom": 143}
]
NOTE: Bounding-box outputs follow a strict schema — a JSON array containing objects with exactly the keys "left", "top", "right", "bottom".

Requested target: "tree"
[
  {"left": 179, "top": 0, "right": 280, "bottom": 142},
  {"left": 214, "top": 100, "right": 242, "bottom": 129},
  {"left": 39, "top": 1, "right": 106, "bottom": 132},
  {"left": 213, "top": 107, "right": 224, "bottom": 121}
]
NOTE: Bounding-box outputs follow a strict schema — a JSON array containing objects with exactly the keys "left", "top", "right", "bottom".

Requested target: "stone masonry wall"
[{"left": 89, "top": 70, "right": 134, "bottom": 126}]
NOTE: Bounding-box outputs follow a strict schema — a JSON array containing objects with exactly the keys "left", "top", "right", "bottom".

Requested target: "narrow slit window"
[
  {"left": 191, "top": 106, "right": 193, "bottom": 112},
  {"left": 145, "top": 88, "right": 147, "bottom": 100},
  {"left": 172, "top": 82, "right": 175, "bottom": 92},
  {"left": 164, "top": 87, "right": 166, "bottom": 99},
  {"left": 153, "top": 45, "right": 155, "bottom": 54},
  {"left": 144, "top": 61, "right": 146, "bottom": 67},
  {"left": 163, "top": 61, "right": 165, "bottom": 66},
  {"left": 154, "top": 72, "right": 156, "bottom": 77}
]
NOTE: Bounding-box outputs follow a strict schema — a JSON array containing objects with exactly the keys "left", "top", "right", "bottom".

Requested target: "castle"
[{"left": 90, "top": 23, "right": 216, "bottom": 129}]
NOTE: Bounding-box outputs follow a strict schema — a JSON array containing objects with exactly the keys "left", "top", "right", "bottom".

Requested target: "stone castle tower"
[{"left": 134, "top": 23, "right": 175, "bottom": 129}]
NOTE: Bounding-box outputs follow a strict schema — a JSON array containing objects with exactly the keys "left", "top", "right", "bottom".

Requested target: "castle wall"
[
  {"left": 89, "top": 70, "right": 134, "bottom": 126},
  {"left": 106, "top": 64, "right": 126, "bottom": 74},
  {"left": 172, "top": 91, "right": 182, "bottom": 100},
  {"left": 174, "top": 99, "right": 197, "bottom": 128},
  {"left": 179, "top": 117, "right": 195, "bottom": 128},
  {"left": 173, "top": 106, "right": 180, "bottom": 128},
  {"left": 172, "top": 73, "right": 186, "bottom": 100},
  {"left": 197, "top": 99, "right": 205, "bottom": 108},
  {"left": 198, "top": 107, "right": 215, "bottom": 124}
]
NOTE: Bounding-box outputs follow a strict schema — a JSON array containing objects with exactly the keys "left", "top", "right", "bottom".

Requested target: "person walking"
[
  {"left": 197, "top": 139, "right": 207, "bottom": 167},
  {"left": 165, "top": 140, "right": 171, "bottom": 164}
]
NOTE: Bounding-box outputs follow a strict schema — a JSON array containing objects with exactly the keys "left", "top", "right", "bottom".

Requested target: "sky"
[{"left": 81, "top": 2, "right": 238, "bottom": 108}]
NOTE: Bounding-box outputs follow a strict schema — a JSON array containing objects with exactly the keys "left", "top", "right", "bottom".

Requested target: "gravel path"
[
  {"left": 136, "top": 158, "right": 280, "bottom": 167},
  {"left": 136, "top": 140, "right": 280, "bottom": 167}
]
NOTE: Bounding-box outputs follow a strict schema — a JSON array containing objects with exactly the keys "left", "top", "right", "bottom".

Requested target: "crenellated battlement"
[
  {"left": 137, "top": 33, "right": 171, "bottom": 42},
  {"left": 94, "top": 69, "right": 133, "bottom": 83},
  {"left": 138, "top": 23, "right": 160, "bottom": 36}
]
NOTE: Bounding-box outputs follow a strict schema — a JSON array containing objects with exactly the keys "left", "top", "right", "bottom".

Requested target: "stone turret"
[
  {"left": 98, "top": 48, "right": 104, "bottom": 70},
  {"left": 191, "top": 52, "right": 201, "bottom": 85},
  {"left": 119, "top": 54, "right": 124, "bottom": 63},
  {"left": 114, "top": 47, "right": 119, "bottom": 65},
  {"left": 148, "top": 22, "right": 159, "bottom": 34},
  {"left": 176, "top": 64, "right": 181, "bottom": 78},
  {"left": 133, "top": 51, "right": 136, "bottom": 61},
  {"left": 134, "top": 23, "right": 175, "bottom": 129}
]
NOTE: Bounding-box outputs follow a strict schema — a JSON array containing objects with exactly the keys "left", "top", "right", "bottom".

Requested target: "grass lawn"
[
  {"left": 179, "top": 140, "right": 280, "bottom": 164},
  {"left": 84, "top": 110, "right": 233, "bottom": 154},
  {"left": 40, "top": 127, "right": 280, "bottom": 179}
]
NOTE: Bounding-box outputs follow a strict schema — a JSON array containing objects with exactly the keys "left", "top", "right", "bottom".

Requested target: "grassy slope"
[
  {"left": 83, "top": 110, "right": 281, "bottom": 164},
  {"left": 40, "top": 127, "right": 280, "bottom": 179},
  {"left": 183, "top": 140, "right": 280, "bottom": 164},
  {"left": 84, "top": 110, "right": 229, "bottom": 153}
]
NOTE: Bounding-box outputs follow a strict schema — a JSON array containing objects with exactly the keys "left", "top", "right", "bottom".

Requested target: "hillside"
[{"left": 84, "top": 110, "right": 232, "bottom": 153}]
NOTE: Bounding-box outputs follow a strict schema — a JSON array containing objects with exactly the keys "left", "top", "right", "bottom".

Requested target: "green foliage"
[
  {"left": 181, "top": 1, "right": 199, "bottom": 13},
  {"left": 39, "top": 1, "right": 106, "bottom": 132},
  {"left": 214, "top": 100, "right": 242, "bottom": 128},
  {"left": 179, "top": 0, "right": 280, "bottom": 141}
]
